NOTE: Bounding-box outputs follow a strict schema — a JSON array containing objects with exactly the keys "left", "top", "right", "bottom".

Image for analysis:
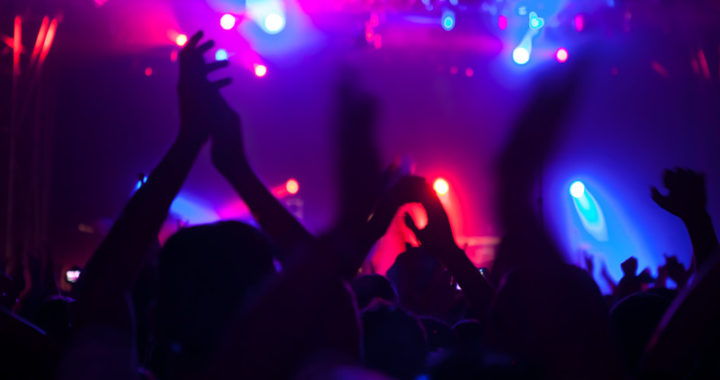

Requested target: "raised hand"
[
  {"left": 652, "top": 168, "right": 717, "bottom": 268},
  {"left": 651, "top": 169, "right": 707, "bottom": 221},
  {"left": 664, "top": 254, "right": 690, "bottom": 288},
  {"left": 177, "top": 31, "right": 232, "bottom": 145}
]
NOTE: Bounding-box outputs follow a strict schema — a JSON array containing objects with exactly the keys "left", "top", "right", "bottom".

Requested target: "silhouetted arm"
[
  {"left": 652, "top": 169, "right": 718, "bottom": 268},
  {"left": 74, "top": 31, "right": 224, "bottom": 327},
  {"left": 209, "top": 90, "right": 314, "bottom": 260},
  {"left": 402, "top": 177, "right": 494, "bottom": 310}
]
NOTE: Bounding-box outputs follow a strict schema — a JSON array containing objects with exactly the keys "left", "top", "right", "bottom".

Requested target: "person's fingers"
[
  {"left": 651, "top": 187, "right": 668, "bottom": 208},
  {"left": 404, "top": 212, "right": 423, "bottom": 238},
  {"left": 210, "top": 77, "right": 233, "bottom": 89},
  {"left": 197, "top": 40, "right": 215, "bottom": 55},
  {"left": 188, "top": 31, "right": 204, "bottom": 49},
  {"left": 206, "top": 60, "right": 229, "bottom": 74}
]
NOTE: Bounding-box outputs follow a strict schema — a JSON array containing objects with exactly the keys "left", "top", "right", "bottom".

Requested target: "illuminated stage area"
[
  {"left": 1, "top": 0, "right": 720, "bottom": 378},
  {"left": 8, "top": 0, "right": 713, "bottom": 288}
]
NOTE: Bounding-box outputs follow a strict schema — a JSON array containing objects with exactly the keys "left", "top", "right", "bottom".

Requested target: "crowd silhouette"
[{"left": 2, "top": 30, "right": 720, "bottom": 380}]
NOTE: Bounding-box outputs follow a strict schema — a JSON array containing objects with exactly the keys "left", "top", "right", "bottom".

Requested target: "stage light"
[
  {"left": 286, "top": 179, "right": 299, "bottom": 195},
  {"left": 574, "top": 14, "right": 585, "bottom": 32},
  {"left": 176, "top": 34, "right": 188, "bottom": 46},
  {"left": 528, "top": 12, "right": 544, "bottom": 30},
  {"left": 441, "top": 10, "right": 455, "bottom": 31},
  {"left": 263, "top": 13, "right": 286, "bottom": 34},
  {"left": 433, "top": 178, "right": 449, "bottom": 195},
  {"left": 570, "top": 181, "right": 585, "bottom": 198},
  {"left": 512, "top": 46, "right": 530, "bottom": 65},
  {"left": 254, "top": 64, "right": 267, "bottom": 77},
  {"left": 144, "top": 67, "right": 153, "bottom": 76},
  {"left": 215, "top": 49, "right": 228, "bottom": 61},
  {"left": 220, "top": 14, "right": 236, "bottom": 30},
  {"left": 498, "top": 15, "right": 508, "bottom": 30},
  {"left": 556, "top": 48, "right": 568, "bottom": 63},
  {"left": 65, "top": 268, "right": 82, "bottom": 284}
]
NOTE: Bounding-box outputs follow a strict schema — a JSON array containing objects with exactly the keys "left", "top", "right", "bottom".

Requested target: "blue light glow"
[
  {"left": 571, "top": 186, "right": 608, "bottom": 242},
  {"left": 441, "top": 10, "right": 455, "bottom": 31},
  {"left": 512, "top": 46, "right": 530, "bottom": 65},
  {"left": 528, "top": 11, "right": 545, "bottom": 30},
  {"left": 263, "top": 12, "right": 286, "bottom": 34},
  {"left": 215, "top": 49, "right": 228, "bottom": 61},
  {"left": 570, "top": 181, "right": 585, "bottom": 198}
]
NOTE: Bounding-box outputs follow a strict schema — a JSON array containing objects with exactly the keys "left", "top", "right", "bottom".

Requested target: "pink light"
[
  {"left": 574, "top": 14, "right": 584, "bottom": 32},
  {"left": 555, "top": 48, "right": 568, "bottom": 63},
  {"left": 145, "top": 67, "right": 153, "bottom": 76},
  {"left": 449, "top": 66, "right": 458, "bottom": 75},
  {"left": 254, "top": 64, "right": 267, "bottom": 77},
  {"left": 498, "top": 15, "right": 508, "bottom": 30},
  {"left": 433, "top": 178, "right": 449, "bottom": 195},
  {"left": 285, "top": 179, "right": 299, "bottom": 195},
  {"left": 176, "top": 34, "right": 188, "bottom": 47},
  {"left": 220, "top": 14, "right": 236, "bottom": 30},
  {"left": 465, "top": 68, "right": 474, "bottom": 77}
]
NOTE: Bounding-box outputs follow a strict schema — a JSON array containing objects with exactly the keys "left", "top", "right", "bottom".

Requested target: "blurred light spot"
[
  {"left": 570, "top": 181, "right": 585, "bottom": 198},
  {"left": 286, "top": 179, "right": 299, "bottom": 195},
  {"left": 176, "top": 34, "right": 188, "bottom": 46},
  {"left": 528, "top": 12, "right": 544, "bottom": 30},
  {"left": 574, "top": 14, "right": 584, "bottom": 31},
  {"left": 498, "top": 15, "right": 508, "bottom": 30},
  {"left": 215, "top": 49, "right": 228, "bottom": 61},
  {"left": 220, "top": 14, "right": 236, "bottom": 30},
  {"left": 465, "top": 67, "right": 474, "bottom": 77},
  {"left": 144, "top": 67, "right": 153, "bottom": 76},
  {"left": 263, "top": 13, "right": 286, "bottom": 34},
  {"left": 441, "top": 10, "right": 455, "bottom": 31},
  {"left": 556, "top": 48, "right": 568, "bottom": 63},
  {"left": 254, "top": 64, "right": 268, "bottom": 77},
  {"left": 512, "top": 46, "right": 530, "bottom": 65},
  {"left": 433, "top": 178, "right": 449, "bottom": 195}
]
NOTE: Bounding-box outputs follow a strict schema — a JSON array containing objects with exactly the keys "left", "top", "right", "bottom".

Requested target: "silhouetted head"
[
  {"left": 610, "top": 291, "right": 674, "bottom": 373},
  {"left": 621, "top": 257, "right": 638, "bottom": 277},
  {"left": 351, "top": 274, "right": 397, "bottom": 310},
  {"left": 453, "top": 319, "right": 485, "bottom": 354},
  {"left": 420, "top": 317, "right": 455, "bottom": 353},
  {"left": 35, "top": 295, "right": 75, "bottom": 344},
  {"left": 361, "top": 301, "right": 428, "bottom": 380},
  {"left": 386, "top": 246, "right": 455, "bottom": 319},
  {"left": 152, "top": 221, "right": 277, "bottom": 379}
]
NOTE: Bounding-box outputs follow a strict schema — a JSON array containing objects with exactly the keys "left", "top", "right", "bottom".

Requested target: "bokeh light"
[
  {"left": 254, "top": 64, "right": 268, "bottom": 77},
  {"left": 175, "top": 34, "right": 188, "bottom": 46},
  {"left": 286, "top": 179, "right": 299, "bottom": 194},
  {"left": 220, "top": 14, "right": 236, "bottom": 30},
  {"left": 512, "top": 46, "right": 530, "bottom": 65},
  {"left": 570, "top": 181, "right": 585, "bottom": 198},
  {"left": 433, "top": 178, "right": 450, "bottom": 195},
  {"left": 556, "top": 48, "right": 568, "bottom": 63},
  {"left": 215, "top": 49, "right": 228, "bottom": 61}
]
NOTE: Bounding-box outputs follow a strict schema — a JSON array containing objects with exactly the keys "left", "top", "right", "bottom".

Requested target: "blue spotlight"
[
  {"left": 441, "top": 10, "right": 455, "bottom": 31},
  {"left": 528, "top": 11, "right": 545, "bottom": 30},
  {"left": 512, "top": 46, "right": 530, "bottom": 64},
  {"left": 215, "top": 49, "right": 228, "bottom": 61},
  {"left": 570, "top": 182, "right": 608, "bottom": 241},
  {"left": 263, "top": 12, "right": 286, "bottom": 34},
  {"left": 570, "top": 181, "right": 585, "bottom": 198}
]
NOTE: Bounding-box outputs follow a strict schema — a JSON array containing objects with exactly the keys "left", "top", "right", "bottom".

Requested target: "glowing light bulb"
[{"left": 220, "top": 14, "right": 236, "bottom": 30}]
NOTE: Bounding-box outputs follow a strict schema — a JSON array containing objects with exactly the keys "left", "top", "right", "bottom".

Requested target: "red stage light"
[
  {"left": 220, "top": 14, "right": 236, "bottom": 30},
  {"left": 433, "top": 178, "right": 449, "bottom": 195},
  {"left": 286, "top": 179, "right": 299, "bottom": 195},
  {"left": 254, "top": 64, "right": 267, "bottom": 77},
  {"left": 498, "top": 15, "right": 508, "bottom": 30},
  {"left": 556, "top": 48, "right": 568, "bottom": 63},
  {"left": 176, "top": 34, "right": 188, "bottom": 46},
  {"left": 145, "top": 67, "right": 153, "bottom": 76}
]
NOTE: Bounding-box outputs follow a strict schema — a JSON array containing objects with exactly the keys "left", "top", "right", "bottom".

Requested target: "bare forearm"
[
  {"left": 223, "top": 163, "right": 314, "bottom": 259},
  {"left": 78, "top": 136, "right": 203, "bottom": 303},
  {"left": 683, "top": 211, "right": 718, "bottom": 269}
]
